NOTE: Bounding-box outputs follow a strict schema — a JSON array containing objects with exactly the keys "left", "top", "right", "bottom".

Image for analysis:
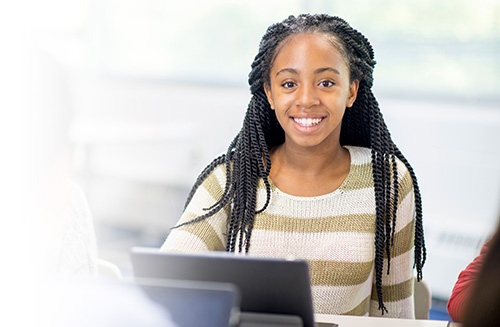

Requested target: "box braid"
[{"left": 177, "top": 13, "right": 425, "bottom": 314}]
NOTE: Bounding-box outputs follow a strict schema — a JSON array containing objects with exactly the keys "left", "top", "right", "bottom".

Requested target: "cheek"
[
  {"left": 274, "top": 93, "right": 295, "bottom": 109},
  {"left": 272, "top": 104, "right": 289, "bottom": 127}
]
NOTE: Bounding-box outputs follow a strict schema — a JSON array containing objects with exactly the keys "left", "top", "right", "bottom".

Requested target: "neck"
[
  {"left": 268, "top": 142, "right": 351, "bottom": 197},
  {"left": 271, "top": 142, "right": 348, "bottom": 177}
]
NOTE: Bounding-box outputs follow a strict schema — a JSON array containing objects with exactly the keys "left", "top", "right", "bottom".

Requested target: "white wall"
[
  {"left": 381, "top": 98, "right": 500, "bottom": 298},
  {"left": 68, "top": 73, "right": 500, "bottom": 295}
]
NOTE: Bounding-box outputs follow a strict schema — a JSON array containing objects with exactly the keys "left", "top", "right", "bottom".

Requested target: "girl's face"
[{"left": 264, "top": 33, "right": 359, "bottom": 152}]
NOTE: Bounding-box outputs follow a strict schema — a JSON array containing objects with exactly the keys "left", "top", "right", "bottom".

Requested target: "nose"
[{"left": 295, "top": 84, "right": 320, "bottom": 108}]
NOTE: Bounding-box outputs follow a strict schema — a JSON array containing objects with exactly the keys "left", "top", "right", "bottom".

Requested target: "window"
[{"left": 87, "top": 0, "right": 499, "bottom": 102}]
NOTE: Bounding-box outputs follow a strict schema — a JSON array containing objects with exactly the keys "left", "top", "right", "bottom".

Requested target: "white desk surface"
[{"left": 315, "top": 314, "right": 450, "bottom": 327}]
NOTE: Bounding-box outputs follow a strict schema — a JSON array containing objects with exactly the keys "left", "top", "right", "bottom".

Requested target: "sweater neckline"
[{"left": 267, "top": 146, "right": 356, "bottom": 200}]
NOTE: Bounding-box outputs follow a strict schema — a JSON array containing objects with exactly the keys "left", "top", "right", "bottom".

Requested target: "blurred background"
[{"left": 17, "top": 0, "right": 500, "bottom": 321}]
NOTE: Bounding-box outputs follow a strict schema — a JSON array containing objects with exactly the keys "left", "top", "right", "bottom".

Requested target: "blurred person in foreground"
[
  {"left": 447, "top": 234, "right": 496, "bottom": 322},
  {"left": 24, "top": 37, "right": 178, "bottom": 327},
  {"left": 450, "top": 218, "right": 500, "bottom": 327}
]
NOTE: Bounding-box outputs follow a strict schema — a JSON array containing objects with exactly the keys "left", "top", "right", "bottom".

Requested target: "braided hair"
[{"left": 177, "top": 14, "right": 426, "bottom": 314}]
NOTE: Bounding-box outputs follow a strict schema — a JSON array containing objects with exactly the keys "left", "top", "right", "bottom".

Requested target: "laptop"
[
  {"left": 135, "top": 278, "right": 241, "bottom": 327},
  {"left": 130, "top": 247, "right": 337, "bottom": 327}
]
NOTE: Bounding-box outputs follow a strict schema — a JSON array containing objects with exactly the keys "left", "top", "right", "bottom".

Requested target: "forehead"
[{"left": 270, "top": 33, "right": 348, "bottom": 72}]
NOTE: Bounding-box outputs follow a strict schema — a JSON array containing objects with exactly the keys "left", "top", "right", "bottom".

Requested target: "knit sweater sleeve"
[
  {"left": 369, "top": 158, "right": 416, "bottom": 318},
  {"left": 447, "top": 239, "right": 492, "bottom": 322},
  {"left": 160, "top": 164, "right": 229, "bottom": 253}
]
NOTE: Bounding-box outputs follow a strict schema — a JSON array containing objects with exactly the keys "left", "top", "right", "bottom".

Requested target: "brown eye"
[
  {"left": 282, "top": 81, "right": 296, "bottom": 89},
  {"left": 319, "top": 80, "right": 334, "bottom": 87}
]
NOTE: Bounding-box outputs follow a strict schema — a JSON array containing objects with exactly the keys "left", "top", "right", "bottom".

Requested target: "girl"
[{"left": 161, "top": 13, "right": 426, "bottom": 318}]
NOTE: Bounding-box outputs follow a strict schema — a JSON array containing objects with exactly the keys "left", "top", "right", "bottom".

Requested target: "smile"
[{"left": 293, "top": 117, "right": 323, "bottom": 127}]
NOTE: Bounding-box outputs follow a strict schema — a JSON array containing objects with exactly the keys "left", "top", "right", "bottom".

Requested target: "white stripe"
[
  {"left": 395, "top": 189, "right": 415, "bottom": 234},
  {"left": 370, "top": 295, "right": 415, "bottom": 318},
  {"left": 212, "top": 164, "right": 228, "bottom": 187},
  {"left": 206, "top": 209, "right": 229, "bottom": 243},
  {"left": 160, "top": 230, "right": 208, "bottom": 252},
  {"left": 382, "top": 247, "right": 415, "bottom": 286},
  {"left": 345, "top": 146, "right": 373, "bottom": 165},
  {"left": 185, "top": 187, "right": 215, "bottom": 213},
  {"left": 249, "top": 230, "right": 375, "bottom": 262},
  {"left": 258, "top": 187, "right": 376, "bottom": 218}
]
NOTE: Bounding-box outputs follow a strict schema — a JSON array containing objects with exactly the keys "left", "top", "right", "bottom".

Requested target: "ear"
[
  {"left": 264, "top": 84, "right": 275, "bottom": 110},
  {"left": 346, "top": 80, "right": 359, "bottom": 108}
]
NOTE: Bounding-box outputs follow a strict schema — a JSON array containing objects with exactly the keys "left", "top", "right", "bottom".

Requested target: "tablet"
[
  {"left": 136, "top": 278, "right": 240, "bottom": 327},
  {"left": 130, "top": 247, "right": 318, "bottom": 327}
]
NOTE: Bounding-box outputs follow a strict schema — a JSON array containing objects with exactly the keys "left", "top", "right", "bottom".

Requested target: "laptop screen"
[{"left": 130, "top": 247, "right": 316, "bottom": 327}]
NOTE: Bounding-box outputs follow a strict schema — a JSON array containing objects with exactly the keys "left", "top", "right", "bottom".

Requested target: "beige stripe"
[
  {"left": 309, "top": 260, "right": 374, "bottom": 286},
  {"left": 262, "top": 163, "right": 374, "bottom": 193},
  {"left": 179, "top": 219, "right": 225, "bottom": 251},
  {"left": 203, "top": 167, "right": 226, "bottom": 203},
  {"left": 342, "top": 295, "right": 370, "bottom": 316},
  {"left": 340, "top": 162, "right": 374, "bottom": 191},
  {"left": 253, "top": 213, "right": 376, "bottom": 233},
  {"left": 384, "top": 219, "right": 415, "bottom": 258},
  {"left": 370, "top": 278, "right": 413, "bottom": 302}
]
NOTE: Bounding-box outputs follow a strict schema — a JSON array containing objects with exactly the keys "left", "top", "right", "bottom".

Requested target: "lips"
[{"left": 293, "top": 117, "right": 324, "bottom": 127}]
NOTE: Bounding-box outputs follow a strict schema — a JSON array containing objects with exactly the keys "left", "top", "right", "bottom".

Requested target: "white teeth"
[{"left": 293, "top": 117, "right": 322, "bottom": 127}]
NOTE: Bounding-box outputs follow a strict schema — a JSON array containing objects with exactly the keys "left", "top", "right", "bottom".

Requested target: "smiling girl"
[{"left": 161, "top": 14, "right": 426, "bottom": 318}]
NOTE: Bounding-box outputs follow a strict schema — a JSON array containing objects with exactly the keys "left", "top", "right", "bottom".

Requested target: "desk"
[{"left": 316, "top": 314, "right": 450, "bottom": 327}]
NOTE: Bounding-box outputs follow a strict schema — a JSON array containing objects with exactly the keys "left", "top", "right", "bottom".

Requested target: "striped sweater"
[{"left": 161, "top": 146, "right": 416, "bottom": 318}]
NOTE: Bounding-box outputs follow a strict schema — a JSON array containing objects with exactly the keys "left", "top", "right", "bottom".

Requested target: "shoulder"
[
  {"left": 345, "top": 146, "right": 413, "bottom": 189},
  {"left": 344, "top": 146, "right": 372, "bottom": 165},
  {"left": 64, "top": 180, "right": 94, "bottom": 229},
  {"left": 392, "top": 155, "right": 413, "bottom": 192},
  {"left": 196, "top": 155, "right": 229, "bottom": 195}
]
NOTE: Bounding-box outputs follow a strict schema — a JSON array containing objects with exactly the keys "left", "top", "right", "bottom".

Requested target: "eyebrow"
[
  {"left": 275, "top": 67, "right": 341, "bottom": 77},
  {"left": 315, "top": 67, "right": 340, "bottom": 75}
]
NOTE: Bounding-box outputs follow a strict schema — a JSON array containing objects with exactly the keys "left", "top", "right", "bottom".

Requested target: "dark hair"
[
  {"left": 177, "top": 13, "right": 425, "bottom": 314},
  {"left": 463, "top": 224, "right": 500, "bottom": 327}
]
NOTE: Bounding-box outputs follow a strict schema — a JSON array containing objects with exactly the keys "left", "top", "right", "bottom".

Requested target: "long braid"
[
  {"left": 365, "top": 86, "right": 389, "bottom": 313},
  {"left": 394, "top": 145, "right": 427, "bottom": 280},
  {"left": 177, "top": 13, "right": 425, "bottom": 313},
  {"left": 182, "top": 153, "right": 226, "bottom": 211}
]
